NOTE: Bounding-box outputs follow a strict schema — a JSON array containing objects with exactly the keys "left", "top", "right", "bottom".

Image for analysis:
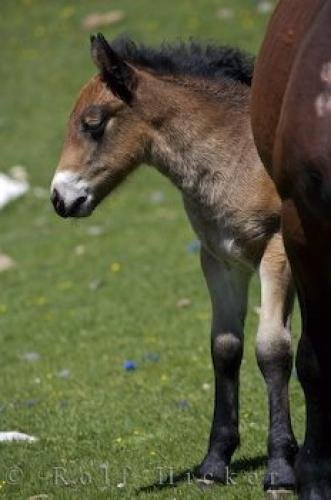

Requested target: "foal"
[{"left": 51, "top": 34, "right": 298, "bottom": 491}]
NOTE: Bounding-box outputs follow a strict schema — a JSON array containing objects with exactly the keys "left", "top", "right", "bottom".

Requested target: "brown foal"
[{"left": 51, "top": 35, "right": 298, "bottom": 492}]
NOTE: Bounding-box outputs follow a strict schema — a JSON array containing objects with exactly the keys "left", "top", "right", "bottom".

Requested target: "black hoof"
[
  {"left": 298, "top": 481, "right": 331, "bottom": 500},
  {"left": 196, "top": 454, "right": 229, "bottom": 484},
  {"left": 295, "top": 452, "right": 331, "bottom": 499},
  {"left": 264, "top": 458, "right": 296, "bottom": 491}
]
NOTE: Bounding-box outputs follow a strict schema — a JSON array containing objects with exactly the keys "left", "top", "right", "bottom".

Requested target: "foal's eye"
[
  {"left": 82, "top": 119, "right": 107, "bottom": 140},
  {"left": 81, "top": 105, "right": 112, "bottom": 140}
]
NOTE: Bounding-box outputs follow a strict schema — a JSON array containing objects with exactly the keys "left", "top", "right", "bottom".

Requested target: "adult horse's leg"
[
  {"left": 274, "top": 3, "right": 331, "bottom": 496},
  {"left": 282, "top": 202, "right": 331, "bottom": 499},
  {"left": 256, "top": 234, "right": 298, "bottom": 491},
  {"left": 197, "top": 247, "right": 251, "bottom": 483}
]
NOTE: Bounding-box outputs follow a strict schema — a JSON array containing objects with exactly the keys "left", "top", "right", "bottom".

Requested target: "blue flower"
[{"left": 123, "top": 360, "right": 137, "bottom": 371}]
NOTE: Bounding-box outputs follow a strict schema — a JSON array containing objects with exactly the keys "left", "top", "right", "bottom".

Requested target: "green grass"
[{"left": 0, "top": 0, "right": 304, "bottom": 498}]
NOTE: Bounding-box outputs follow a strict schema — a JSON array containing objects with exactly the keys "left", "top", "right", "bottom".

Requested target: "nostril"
[
  {"left": 57, "top": 198, "right": 66, "bottom": 216},
  {"left": 76, "top": 195, "right": 88, "bottom": 206},
  {"left": 67, "top": 194, "right": 88, "bottom": 216},
  {"left": 51, "top": 188, "right": 59, "bottom": 206},
  {"left": 51, "top": 188, "right": 67, "bottom": 218}
]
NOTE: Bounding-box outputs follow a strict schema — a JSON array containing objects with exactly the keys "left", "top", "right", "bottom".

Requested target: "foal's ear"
[{"left": 90, "top": 33, "right": 138, "bottom": 104}]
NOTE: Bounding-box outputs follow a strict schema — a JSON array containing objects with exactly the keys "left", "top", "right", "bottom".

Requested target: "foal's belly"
[{"left": 183, "top": 202, "right": 255, "bottom": 270}]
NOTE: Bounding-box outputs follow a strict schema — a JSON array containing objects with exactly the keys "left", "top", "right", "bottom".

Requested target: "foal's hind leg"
[
  {"left": 256, "top": 233, "right": 298, "bottom": 491},
  {"left": 197, "top": 247, "right": 251, "bottom": 484}
]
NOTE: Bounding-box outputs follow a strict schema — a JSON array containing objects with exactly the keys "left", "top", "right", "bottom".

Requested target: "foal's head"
[
  {"left": 51, "top": 34, "right": 253, "bottom": 217},
  {"left": 51, "top": 34, "right": 158, "bottom": 218}
]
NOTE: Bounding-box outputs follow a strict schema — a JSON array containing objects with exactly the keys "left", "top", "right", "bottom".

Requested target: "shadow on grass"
[{"left": 136, "top": 454, "right": 267, "bottom": 495}]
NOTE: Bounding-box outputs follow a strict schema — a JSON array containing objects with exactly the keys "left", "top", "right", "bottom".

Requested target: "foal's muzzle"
[
  {"left": 50, "top": 171, "right": 93, "bottom": 218},
  {"left": 51, "top": 188, "right": 88, "bottom": 218}
]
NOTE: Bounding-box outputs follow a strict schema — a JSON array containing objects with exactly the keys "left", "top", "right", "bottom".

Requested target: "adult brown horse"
[{"left": 251, "top": 1, "right": 331, "bottom": 498}]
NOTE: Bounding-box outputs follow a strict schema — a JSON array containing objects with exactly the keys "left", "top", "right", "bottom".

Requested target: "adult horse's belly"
[{"left": 251, "top": 0, "right": 326, "bottom": 176}]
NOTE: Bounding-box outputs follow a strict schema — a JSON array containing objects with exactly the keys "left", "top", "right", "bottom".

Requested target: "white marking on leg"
[
  {"left": 321, "top": 62, "right": 331, "bottom": 85},
  {"left": 315, "top": 93, "right": 331, "bottom": 117},
  {"left": 315, "top": 62, "right": 331, "bottom": 117}
]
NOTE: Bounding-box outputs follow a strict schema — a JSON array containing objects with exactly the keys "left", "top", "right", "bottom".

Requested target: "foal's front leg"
[{"left": 197, "top": 247, "right": 251, "bottom": 484}]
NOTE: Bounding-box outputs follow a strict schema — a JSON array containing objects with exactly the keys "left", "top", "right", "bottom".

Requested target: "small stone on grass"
[
  {"left": 0, "top": 431, "right": 37, "bottom": 442},
  {"left": 0, "top": 254, "right": 16, "bottom": 272},
  {"left": 176, "top": 297, "right": 191, "bottom": 309},
  {"left": 9, "top": 165, "right": 28, "bottom": 182},
  {"left": 150, "top": 191, "right": 165, "bottom": 203},
  {"left": 32, "top": 187, "right": 48, "bottom": 199},
  {"left": 82, "top": 10, "right": 125, "bottom": 30},
  {"left": 257, "top": 1, "right": 274, "bottom": 14},
  {"left": 74, "top": 245, "right": 85, "bottom": 256},
  {"left": 143, "top": 353, "right": 160, "bottom": 363},
  {"left": 187, "top": 240, "right": 201, "bottom": 254},
  {"left": 26, "top": 399, "right": 39, "bottom": 408},
  {"left": 57, "top": 368, "right": 71, "bottom": 379},
  {"left": 21, "top": 352, "right": 40, "bottom": 363},
  {"left": 86, "top": 225, "right": 104, "bottom": 236},
  {"left": 89, "top": 279, "right": 104, "bottom": 291},
  {"left": 216, "top": 7, "right": 235, "bottom": 19},
  {"left": 176, "top": 399, "right": 190, "bottom": 409}
]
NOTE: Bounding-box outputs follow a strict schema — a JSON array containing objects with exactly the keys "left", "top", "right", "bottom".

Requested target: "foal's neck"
[{"left": 148, "top": 79, "right": 252, "bottom": 208}]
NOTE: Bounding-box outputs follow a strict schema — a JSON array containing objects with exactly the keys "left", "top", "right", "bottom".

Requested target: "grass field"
[{"left": 0, "top": 1, "right": 304, "bottom": 498}]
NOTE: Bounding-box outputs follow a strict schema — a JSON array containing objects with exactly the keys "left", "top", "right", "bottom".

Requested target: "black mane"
[{"left": 111, "top": 36, "right": 254, "bottom": 86}]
